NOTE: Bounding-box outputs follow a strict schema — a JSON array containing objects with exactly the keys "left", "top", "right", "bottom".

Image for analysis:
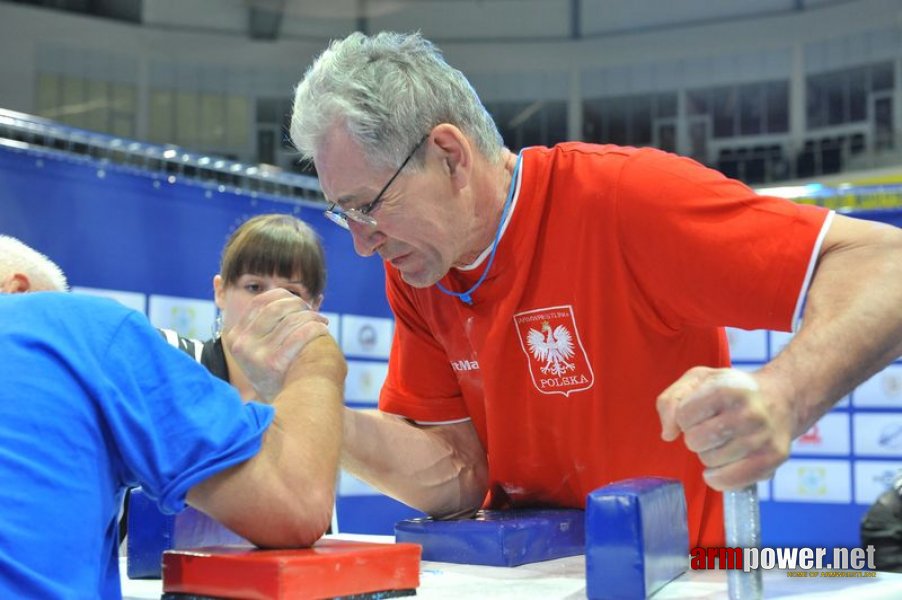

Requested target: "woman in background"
[{"left": 162, "top": 213, "right": 328, "bottom": 401}]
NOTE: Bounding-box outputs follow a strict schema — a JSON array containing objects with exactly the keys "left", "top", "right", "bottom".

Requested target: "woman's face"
[{"left": 213, "top": 272, "right": 322, "bottom": 332}]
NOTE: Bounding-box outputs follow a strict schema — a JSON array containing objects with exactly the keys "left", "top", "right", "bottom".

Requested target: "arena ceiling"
[{"left": 0, "top": 0, "right": 851, "bottom": 42}]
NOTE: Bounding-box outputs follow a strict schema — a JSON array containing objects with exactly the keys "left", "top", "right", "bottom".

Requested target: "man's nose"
[{"left": 348, "top": 220, "right": 382, "bottom": 257}]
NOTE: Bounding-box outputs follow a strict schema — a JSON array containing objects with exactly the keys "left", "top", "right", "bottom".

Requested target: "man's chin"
[{"left": 399, "top": 268, "right": 444, "bottom": 289}]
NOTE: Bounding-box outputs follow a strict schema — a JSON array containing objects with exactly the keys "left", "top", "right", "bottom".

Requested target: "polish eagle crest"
[{"left": 526, "top": 321, "right": 576, "bottom": 377}]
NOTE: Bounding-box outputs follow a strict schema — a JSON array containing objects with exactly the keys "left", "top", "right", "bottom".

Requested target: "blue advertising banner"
[{"left": 2, "top": 142, "right": 900, "bottom": 543}]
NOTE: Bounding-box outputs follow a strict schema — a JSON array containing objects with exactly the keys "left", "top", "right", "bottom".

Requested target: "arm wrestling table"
[{"left": 121, "top": 533, "right": 902, "bottom": 600}]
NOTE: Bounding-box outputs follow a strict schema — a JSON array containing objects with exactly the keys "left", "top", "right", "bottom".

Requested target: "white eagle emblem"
[{"left": 526, "top": 321, "right": 576, "bottom": 377}]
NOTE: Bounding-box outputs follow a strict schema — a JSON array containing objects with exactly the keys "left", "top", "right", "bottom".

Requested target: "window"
[
  {"left": 712, "top": 86, "right": 736, "bottom": 138},
  {"left": 806, "top": 62, "right": 893, "bottom": 129},
  {"left": 630, "top": 97, "right": 653, "bottom": 146},
  {"left": 849, "top": 69, "right": 867, "bottom": 122},
  {"left": 871, "top": 62, "right": 894, "bottom": 91},
  {"left": 149, "top": 88, "right": 249, "bottom": 152},
  {"left": 148, "top": 91, "right": 174, "bottom": 143},
  {"left": 689, "top": 80, "right": 788, "bottom": 140},
  {"left": 582, "top": 92, "right": 679, "bottom": 149},
  {"left": 739, "top": 84, "right": 763, "bottom": 136},
  {"left": 765, "top": 82, "right": 788, "bottom": 133},
  {"left": 486, "top": 100, "right": 568, "bottom": 151},
  {"left": 175, "top": 92, "right": 199, "bottom": 146},
  {"left": 807, "top": 78, "right": 827, "bottom": 129},
  {"left": 686, "top": 90, "right": 709, "bottom": 116},
  {"left": 606, "top": 102, "right": 627, "bottom": 145},
  {"left": 825, "top": 74, "right": 845, "bottom": 125},
  {"left": 35, "top": 73, "right": 136, "bottom": 137}
]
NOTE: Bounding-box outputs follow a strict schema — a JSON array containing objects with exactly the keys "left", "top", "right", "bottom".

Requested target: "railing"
[
  {"left": 3, "top": 108, "right": 900, "bottom": 212},
  {"left": 0, "top": 108, "right": 325, "bottom": 207}
]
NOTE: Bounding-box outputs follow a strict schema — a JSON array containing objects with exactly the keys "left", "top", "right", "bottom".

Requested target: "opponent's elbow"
[
  {"left": 278, "top": 509, "right": 333, "bottom": 549},
  {"left": 247, "top": 487, "right": 335, "bottom": 548}
]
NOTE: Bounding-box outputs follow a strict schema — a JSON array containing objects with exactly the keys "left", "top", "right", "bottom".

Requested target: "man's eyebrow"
[
  {"left": 329, "top": 187, "right": 376, "bottom": 208},
  {"left": 334, "top": 193, "right": 361, "bottom": 207}
]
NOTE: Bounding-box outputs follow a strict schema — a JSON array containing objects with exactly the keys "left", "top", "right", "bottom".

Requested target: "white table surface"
[{"left": 120, "top": 534, "right": 902, "bottom": 599}]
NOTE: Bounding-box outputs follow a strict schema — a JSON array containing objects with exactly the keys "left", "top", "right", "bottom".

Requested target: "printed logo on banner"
[
  {"left": 725, "top": 327, "right": 767, "bottom": 362},
  {"left": 872, "top": 469, "right": 899, "bottom": 490},
  {"left": 854, "top": 413, "right": 902, "bottom": 456},
  {"left": 773, "top": 459, "right": 851, "bottom": 503},
  {"left": 797, "top": 426, "right": 821, "bottom": 445},
  {"left": 358, "top": 325, "right": 378, "bottom": 351},
  {"left": 853, "top": 365, "right": 902, "bottom": 407},
  {"left": 344, "top": 360, "right": 389, "bottom": 405},
  {"left": 148, "top": 295, "right": 216, "bottom": 339},
  {"left": 854, "top": 461, "right": 902, "bottom": 505},
  {"left": 879, "top": 425, "right": 902, "bottom": 451},
  {"left": 884, "top": 372, "right": 902, "bottom": 397},
  {"left": 514, "top": 305, "right": 594, "bottom": 397},
  {"left": 340, "top": 315, "right": 393, "bottom": 358},
  {"left": 790, "top": 413, "right": 850, "bottom": 456},
  {"left": 168, "top": 305, "right": 196, "bottom": 335},
  {"left": 798, "top": 467, "right": 827, "bottom": 496}
]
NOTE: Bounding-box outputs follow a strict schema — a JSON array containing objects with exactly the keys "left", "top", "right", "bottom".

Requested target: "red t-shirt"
[{"left": 380, "top": 143, "right": 830, "bottom": 546}]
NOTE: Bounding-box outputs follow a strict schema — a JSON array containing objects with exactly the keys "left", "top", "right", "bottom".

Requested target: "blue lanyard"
[{"left": 435, "top": 154, "right": 521, "bottom": 305}]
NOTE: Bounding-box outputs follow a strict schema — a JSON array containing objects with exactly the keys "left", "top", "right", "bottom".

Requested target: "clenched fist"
[{"left": 657, "top": 367, "right": 793, "bottom": 491}]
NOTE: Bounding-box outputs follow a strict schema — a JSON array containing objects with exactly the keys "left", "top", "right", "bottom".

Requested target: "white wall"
[{"left": 1, "top": 0, "right": 899, "bottom": 159}]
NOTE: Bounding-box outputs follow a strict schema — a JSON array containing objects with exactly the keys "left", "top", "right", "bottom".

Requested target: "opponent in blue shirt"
[{"left": 0, "top": 248, "right": 345, "bottom": 599}]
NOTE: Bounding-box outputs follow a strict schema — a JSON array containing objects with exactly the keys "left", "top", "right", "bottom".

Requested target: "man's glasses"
[{"left": 323, "top": 135, "right": 428, "bottom": 230}]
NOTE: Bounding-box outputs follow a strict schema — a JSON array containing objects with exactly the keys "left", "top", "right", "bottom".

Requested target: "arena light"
[{"left": 756, "top": 184, "right": 826, "bottom": 199}]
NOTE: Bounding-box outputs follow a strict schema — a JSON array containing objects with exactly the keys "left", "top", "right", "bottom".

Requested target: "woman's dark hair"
[{"left": 220, "top": 214, "right": 326, "bottom": 297}]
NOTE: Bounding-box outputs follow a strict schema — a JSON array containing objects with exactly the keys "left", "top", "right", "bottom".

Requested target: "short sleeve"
[
  {"left": 379, "top": 268, "right": 469, "bottom": 422},
  {"left": 98, "top": 312, "right": 275, "bottom": 514},
  {"left": 615, "top": 149, "right": 829, "bottom": 332}
]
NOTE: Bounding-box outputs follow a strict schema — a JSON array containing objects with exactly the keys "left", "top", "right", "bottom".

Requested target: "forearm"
[
  {"left": 190, "top": 336, "right": 346, "bottom": 547},
  {"left": 342, "top": 408, "right": 488, "bottom": 518},
  {"left": 758, "top": 218, "right": 902, "bottom": 437}
]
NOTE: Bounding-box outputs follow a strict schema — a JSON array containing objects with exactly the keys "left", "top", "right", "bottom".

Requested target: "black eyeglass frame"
[{"left": 323, "top": 134, "right": 429, "bottom": 230}]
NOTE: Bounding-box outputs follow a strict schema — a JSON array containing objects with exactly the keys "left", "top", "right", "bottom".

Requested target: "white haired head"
[
  {"left": 291, "top": 31, "right": 505, "bottom": 171},
  {"left": 0, "top": 235, "right": 68, "bottom": 293}
]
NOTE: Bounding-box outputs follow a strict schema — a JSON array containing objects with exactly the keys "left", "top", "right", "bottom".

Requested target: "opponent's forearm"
[
  {"left": 190, "top": 336, "right": 346, "bottom": 548},
  {"left": 341, "top": 408, "right": 488, "bottom": 518},
  {"left": 758, "top": 219, "right": 902, "bottom": 437}
]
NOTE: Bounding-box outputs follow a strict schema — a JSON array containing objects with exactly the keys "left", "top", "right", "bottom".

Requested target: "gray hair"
[
  {"left": 0, "top": 235, "right": 68, "bottom": 291},
  {"left": 291, "top": 31, "right": 504, "bottom": 170}
]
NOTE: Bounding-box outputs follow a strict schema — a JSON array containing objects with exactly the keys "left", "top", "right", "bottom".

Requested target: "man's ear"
[
  {"left": 430, "top": 124, "right": 471, "bottom": 190},
  {"left": 1, "top": 273, "right": 31, "bottom": 294}
]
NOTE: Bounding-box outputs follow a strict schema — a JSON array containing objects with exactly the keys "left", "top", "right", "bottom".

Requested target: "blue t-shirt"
[{"left": 0, "top": 292, "right": 275, "bottom": 599}]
